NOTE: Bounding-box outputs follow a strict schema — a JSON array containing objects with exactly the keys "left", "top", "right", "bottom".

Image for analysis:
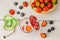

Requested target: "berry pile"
[
  {"left": 9, "top": 1, "right": 28, "bottom": 17},
  {"left": 40, "top": 20, "right": 55, "bottom": 38},
  {"left": 31, "top": 0, "right": 57, "bottom": 13},
  {"left": 29, "top": 15, "right": 40, "bottom": 30}
]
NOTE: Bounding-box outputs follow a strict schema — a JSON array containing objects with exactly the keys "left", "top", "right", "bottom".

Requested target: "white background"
[{"left": 0, "top": 0, "right": 60, "bottom": 40}]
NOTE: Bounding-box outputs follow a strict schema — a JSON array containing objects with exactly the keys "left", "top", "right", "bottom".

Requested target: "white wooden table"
[{"left": 0, "top": 0, "right": 60, "bottom": 40}]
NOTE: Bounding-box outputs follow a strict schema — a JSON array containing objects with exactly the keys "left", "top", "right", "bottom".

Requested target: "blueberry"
[
  {"left": 49, "top": 20, "right": 54, "bottom": 25},
  {"left": 26, "top": 21, "right": 28, "bottom": 24},
  {"left": 47, "top": 29, "right": 51, "bottom": 33},
  {"left": 20, "top": 13, "right": 25, "bottom": 17},
  {"left": 17, "top": 11, "right": 20, "bottom": 15},
  {"left": 14, "top": 2, "right": 18, "bottom": 6},
  {"left": 51, "top": 27, "right": 55, "bottom": 31},
  {"left": 19, "top": 6, "right": 23, "bottom": 9}
]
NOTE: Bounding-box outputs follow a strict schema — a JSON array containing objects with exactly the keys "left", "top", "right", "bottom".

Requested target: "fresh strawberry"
[
  {"left": 49, "top": 0, "right": 52, "bottom": 3},
  {"left": 43, "top": 6, "right": 49, "bottom": 11},
  {"left": 36, "top": 7, "right": 42, "bottom": 13},
  {"left": 44, "top": 0, "right": 49, "bottom": 5},
  {"left": 9, "top": 9, "right": 15, "bottom": 15},
  {"left": 34, "top": 0, "right": 37, "bottom": 2},
  {"left": 39, "top": 0, "right": 44, "bottom": 3},
  {"left": 23, "top": 1, "right": 28, "bottom": 7},
  {"left": 47, "top": 3, "right": 53, "bottom": 9},
  {"left": 31, "top": 2, "right": 36, "bottom": 7},
  {"left": 44, "top": 0, "right": 49, "bottom": 2},
  {"left": 40, "top": 3, "right": 45, "bottom": 8}
]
